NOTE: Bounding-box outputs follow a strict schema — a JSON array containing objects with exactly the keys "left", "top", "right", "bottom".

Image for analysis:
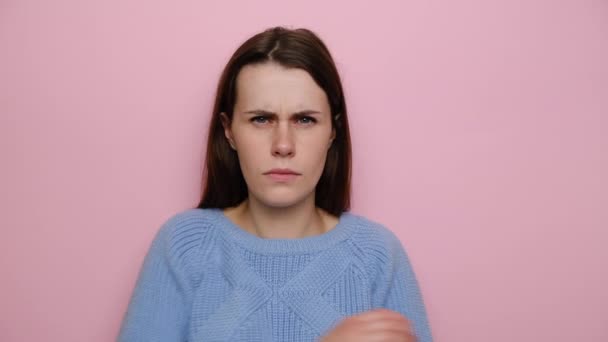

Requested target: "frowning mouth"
[
  {"left": 264, "top": 168, "right": 301, "bottom": 182},
  {"left": 264, "top": 168, "right": 301, "bottom": 175}
]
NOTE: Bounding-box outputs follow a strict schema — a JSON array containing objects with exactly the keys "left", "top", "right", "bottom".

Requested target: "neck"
[{"left": 225, "top": 196, "right": 333, "bottom": 239}]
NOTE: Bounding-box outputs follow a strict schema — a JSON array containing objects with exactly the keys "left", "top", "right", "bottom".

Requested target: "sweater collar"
[{"left": 209, "top": 207, "right": 356, "bottom": 254}]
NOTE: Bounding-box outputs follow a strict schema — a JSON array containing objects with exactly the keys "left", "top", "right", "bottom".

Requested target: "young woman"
[{"left": 118, "top": 26, "right": 433, "bottom": 342}]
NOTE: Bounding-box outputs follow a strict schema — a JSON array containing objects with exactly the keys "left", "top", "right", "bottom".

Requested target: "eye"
[
  {"left": 250, "top": 116, "right": 271, "bottom": 124},
  {"left": 297, "top": 116, "right": 317, "bottom": 125}
]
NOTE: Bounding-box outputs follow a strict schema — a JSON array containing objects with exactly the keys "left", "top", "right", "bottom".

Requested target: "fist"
[{"left": 320, "top": 309, "right": 417, "bottom": 342}]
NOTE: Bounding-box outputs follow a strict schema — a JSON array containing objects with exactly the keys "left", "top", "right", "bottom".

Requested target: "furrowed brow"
[{"left": 243, "top": 109, "right": 322, "bottom": 116}]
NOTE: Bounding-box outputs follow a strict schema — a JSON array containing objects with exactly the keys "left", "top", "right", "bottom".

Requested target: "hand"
[{"left": 319, "top": 308, "right": 417, "bottom": 342}]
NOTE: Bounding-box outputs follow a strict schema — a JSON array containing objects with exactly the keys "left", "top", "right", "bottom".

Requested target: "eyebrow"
[{"left": 242, "top": 109, "right": 322, "bottom": 116}]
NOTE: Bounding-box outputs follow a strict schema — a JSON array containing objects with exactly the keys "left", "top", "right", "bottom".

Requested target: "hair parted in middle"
[{"left": 197, "top": 26, "right": 352, "bottom": 217}]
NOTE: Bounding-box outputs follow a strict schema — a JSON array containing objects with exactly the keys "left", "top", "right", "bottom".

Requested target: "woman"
[{"left": 118, "top": 26, "right": 433, "bottom": 342}]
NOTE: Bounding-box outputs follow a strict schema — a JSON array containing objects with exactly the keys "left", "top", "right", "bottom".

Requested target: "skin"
[
  {"left": 220, "top": 61, "right": 416, "bottom": 341},
  {"left": 320, "top": 309, "right": 417, "bottom": 342},
  {"left": 220, "top": 61, "right": 337, "bottom": 239}
]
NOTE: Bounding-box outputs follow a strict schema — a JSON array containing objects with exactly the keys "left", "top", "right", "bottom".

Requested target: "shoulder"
[
  {"left": 344, "top": 213, "right": 412, "bottom": 277},
  {"left": 151, "top": 208, "right": 222, "bottom": 277},
  {"left": 346, "top": 213, "right": 406, "bottom": 258},
  {"left": 156, "top": 208, "right": 218, "bottom": 245}
]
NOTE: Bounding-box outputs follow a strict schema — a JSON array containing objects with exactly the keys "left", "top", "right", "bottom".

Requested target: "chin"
[
  {"left": 254, "top": 189, "right": 312, "bottom": 209},
  {"left": 260, "top": 197, "right": 301, "bottom": 209}
]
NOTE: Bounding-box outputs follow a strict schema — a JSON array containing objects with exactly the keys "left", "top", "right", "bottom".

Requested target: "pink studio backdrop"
[{"left": 1, "top": 0, "right": 607, "bottom": 341}]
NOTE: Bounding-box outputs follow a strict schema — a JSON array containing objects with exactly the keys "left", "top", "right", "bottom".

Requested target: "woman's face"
[{"left": 221, "top": 62, "right": 335, "bottom": 209}]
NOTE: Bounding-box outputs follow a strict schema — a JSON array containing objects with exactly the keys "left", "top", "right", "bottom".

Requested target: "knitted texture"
[{"left": 117, "top": 208, "right": 433, "bottom": 341}]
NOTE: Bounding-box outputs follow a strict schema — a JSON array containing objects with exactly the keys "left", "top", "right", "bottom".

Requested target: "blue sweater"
[{"left": 117, "top": 208, "right": 433, "bottom": 341}]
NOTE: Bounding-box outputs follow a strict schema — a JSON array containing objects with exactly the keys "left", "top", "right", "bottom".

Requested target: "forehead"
[{"left": 234, "top": 62, "right": 329, "bottom": 110}]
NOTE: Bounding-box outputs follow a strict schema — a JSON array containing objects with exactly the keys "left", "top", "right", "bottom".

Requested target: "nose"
[{"left": 271, "top": 121, "right": 295, "bottom": 157}]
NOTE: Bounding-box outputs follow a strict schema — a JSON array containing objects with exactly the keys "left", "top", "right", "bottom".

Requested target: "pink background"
[{"left": 1, "top": 0, "right": 607, "bottom": 341}]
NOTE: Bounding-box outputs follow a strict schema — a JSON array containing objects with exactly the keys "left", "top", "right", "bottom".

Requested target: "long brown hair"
[{"left": 197, "top": 26, "right": 352, "bottom": 216}]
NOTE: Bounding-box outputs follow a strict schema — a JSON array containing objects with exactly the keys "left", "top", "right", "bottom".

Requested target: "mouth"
[{"left": 264, "top": 168, "right": 301, "bottom": 182}]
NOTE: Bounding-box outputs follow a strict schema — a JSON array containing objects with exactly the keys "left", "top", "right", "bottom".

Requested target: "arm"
[
  {"left": 371, "top": 230, "right": 434, "bottom": 342},
  {"left": 117, "top": 218, "right": 197, "bottom": 342}
]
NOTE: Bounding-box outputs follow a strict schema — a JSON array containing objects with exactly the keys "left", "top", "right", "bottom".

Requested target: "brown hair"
[{"left": 196, "top": 26, "right": 352, "bottom": 216}]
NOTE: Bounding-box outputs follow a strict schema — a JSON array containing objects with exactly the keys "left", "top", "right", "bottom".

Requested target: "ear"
[{"left": 220, "top": 112, "right": 237, "bottom": 150}]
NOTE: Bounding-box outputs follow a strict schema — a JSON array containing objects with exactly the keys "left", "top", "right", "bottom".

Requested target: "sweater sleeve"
[
  {"left": 369, "top": 229, "right": 434, "bottom": 342},
  {"left": 117, "top": 214, "right": 202, "bottom": 342}
]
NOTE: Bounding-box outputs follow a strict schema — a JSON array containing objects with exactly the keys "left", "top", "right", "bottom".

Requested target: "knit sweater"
[{"left": 117, "top": 208, "right": 433, "bottom": 342}]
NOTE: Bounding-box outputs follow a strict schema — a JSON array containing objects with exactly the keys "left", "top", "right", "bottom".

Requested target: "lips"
[
  {"left": 264, "top": 168, "right": 301, "bottom": 182},
  {"left": 264, "top": 168, "right": 301, "bottom": 175}
]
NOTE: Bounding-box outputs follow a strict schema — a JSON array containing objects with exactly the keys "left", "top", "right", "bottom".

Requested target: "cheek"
[
  {"left": 305, "top": 141, "right": 332, "bottom": 172},
  {"left": 237, "top": 143, "right": 261, "bottom": 172},
  {"left": 235, "top": 134, "right": 270, "bottom": 180}
]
